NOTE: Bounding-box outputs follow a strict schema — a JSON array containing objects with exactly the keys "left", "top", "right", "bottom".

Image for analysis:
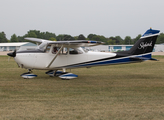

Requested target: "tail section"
[{"left": 129, "top": 28, "right": 160, "bottom": 55}]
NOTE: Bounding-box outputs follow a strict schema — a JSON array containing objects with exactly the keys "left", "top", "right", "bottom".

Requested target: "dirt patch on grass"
[
  {"left": 0, "top": 52, "right": 10, "bottom": 55},
  {"left": 152, "top": 52, "right": 164, "bottom": 55}
]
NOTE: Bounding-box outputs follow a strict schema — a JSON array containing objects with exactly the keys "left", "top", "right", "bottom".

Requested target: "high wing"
[{"left": 25, "top": 37, "right": 104, "bottom": 50}]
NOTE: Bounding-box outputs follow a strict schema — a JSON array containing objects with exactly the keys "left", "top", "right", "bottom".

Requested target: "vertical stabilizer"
[{"left": 128, "top": 28, "right": 160, "bottom": 55}]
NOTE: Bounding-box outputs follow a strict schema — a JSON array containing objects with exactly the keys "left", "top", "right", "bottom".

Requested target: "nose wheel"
[{"left": 20, "top": 69, "right": 37, "bottom": 79}]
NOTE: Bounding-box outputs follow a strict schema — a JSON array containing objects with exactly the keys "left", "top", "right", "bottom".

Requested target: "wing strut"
[{"left": 46, "top": 45, "right": 63, "bottom": 68}]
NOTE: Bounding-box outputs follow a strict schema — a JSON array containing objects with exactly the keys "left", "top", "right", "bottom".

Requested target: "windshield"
[{"left": 45, "top": 45, "right": 51, "bottom": 53}]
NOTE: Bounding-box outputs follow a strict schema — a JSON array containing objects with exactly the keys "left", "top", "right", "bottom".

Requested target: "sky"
[{"left": 0, "top": 0, "right": 164, "bottom": 39}]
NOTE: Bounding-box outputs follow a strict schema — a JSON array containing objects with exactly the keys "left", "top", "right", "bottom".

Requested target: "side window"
[
  {"left": 60, "top": 47, "right": 68, "bottom": 55},
  {"left": 69, "top": 48, "right": 83, "bottom": 54},
  {"left": 52, "top": 47, "right": 68, "bottom": 55},
  {"left": 77, "top": 49, "right": 83, "bottom": 54}
]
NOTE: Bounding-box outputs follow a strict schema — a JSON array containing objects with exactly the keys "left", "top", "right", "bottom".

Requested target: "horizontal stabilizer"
[
  {"left": 130, "top": 57, "right": 158, "bottom": 61},
  {"left": 150, "top": 58, "right": 158, "bottom": 61}
]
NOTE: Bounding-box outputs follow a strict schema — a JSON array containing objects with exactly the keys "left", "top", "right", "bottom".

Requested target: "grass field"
[{"left": 0, "top": 56, "right": 164, "bottom": 120}]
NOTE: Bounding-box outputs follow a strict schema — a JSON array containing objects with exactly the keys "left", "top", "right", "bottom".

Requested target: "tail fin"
[{"left": 129, "top": 28, "right": 160, "bottom": 55}]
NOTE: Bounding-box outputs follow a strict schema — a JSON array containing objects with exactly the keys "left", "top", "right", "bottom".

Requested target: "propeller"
[{"left": 7, "top": 49, "right": 16, "bottom": 57}]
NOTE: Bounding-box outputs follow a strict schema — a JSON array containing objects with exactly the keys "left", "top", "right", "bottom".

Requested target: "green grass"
[{"left": 0, "top": 56, "right": 164, "bottom": 119}]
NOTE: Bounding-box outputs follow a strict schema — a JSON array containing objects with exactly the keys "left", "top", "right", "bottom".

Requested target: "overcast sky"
[{"left": 0, "top": 0, "right": 164, "bottom": 39}]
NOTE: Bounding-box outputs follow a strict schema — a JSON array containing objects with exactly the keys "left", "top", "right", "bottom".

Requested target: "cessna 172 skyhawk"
[{"left": 8, "top": 28, "right": 160, "bottom": 79}]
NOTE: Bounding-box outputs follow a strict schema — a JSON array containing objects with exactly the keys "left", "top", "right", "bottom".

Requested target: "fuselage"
[{"left": 14, "top": 46, "right": 117, "bottom": 70}]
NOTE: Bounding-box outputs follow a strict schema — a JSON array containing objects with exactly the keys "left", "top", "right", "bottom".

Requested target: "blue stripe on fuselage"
[{"left": 64, "top": 53, "right": 151, "bottom": 69}]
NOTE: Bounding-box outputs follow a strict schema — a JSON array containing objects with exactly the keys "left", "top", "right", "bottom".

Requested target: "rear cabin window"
[{"left": 69, "top": 48, "right": 83, "bottom": 54}]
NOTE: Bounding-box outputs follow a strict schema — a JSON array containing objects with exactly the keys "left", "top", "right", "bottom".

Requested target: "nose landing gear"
[{"left": 20, "top": 69, "right": 37, "bottom": 79}]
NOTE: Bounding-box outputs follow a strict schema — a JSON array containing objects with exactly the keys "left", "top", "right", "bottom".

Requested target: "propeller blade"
[{"left": 7, "top": 50, "right": 16, "bottom": 57}]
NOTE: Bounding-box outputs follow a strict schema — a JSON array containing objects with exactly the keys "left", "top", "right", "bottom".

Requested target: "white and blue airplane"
[{"left": 8, "top": 28, "right": 160, "bottom": 79}]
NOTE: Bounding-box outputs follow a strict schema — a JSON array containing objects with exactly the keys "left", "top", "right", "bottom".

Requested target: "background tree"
[
  {"left": 74, "top": 36, "right": 78, "bottom": 40},
  {"left": 91, "top": 35, "right": 107, "bottom": 44},
  {"left": 49, "top": 37, "right": 57, "bottom": 41},
  {"left": 56, "top": 34, "right": 75, "bottom": 41},
  {"left": 156, "top": 33, "right": 164, "bottom": 44},
  {"left": 115, "top": 36, "right": 123, "bottom": 44},
  {"left": 109, "top": 37, "right": 117, "bottom": 45},
  {"left": 133, "top": 34, "right": 142, "bottom": 44},
  {"left": 87, "top": 34, "right": 97, "bottom": 40},
  {"left": 17, "top": 36, "right": 24, "bottom": 42},
  {"left": 0, "top": 32, "right": 8, "bottom": 43},
  {"left": 10, "top": 34, "right": 18, "bottom": 42},
  {"left": 42, "top": 31, "right": 56, "bottom": 40},
  {"left": 77, "top": 34, "right": 86, "bottom": 40},
  {"left": 24, "top": 30, "right": 56, "bottom": 40},
  {"left": 25, "top": 31, "right": 37, "bottom": 38},
  {"left": 56, "top": 35, "right": 65, "bottom": 41},
  {"left": 124, "top": 36, "right": 132, "bottom": 44},
  {"left": 106, "top": 39, "right": 116, "bottom": 45},
  {"left": 3, "top": 29, "right": 164, "bottom": 45},
  {"left": 63, "top": 35, "right": 75, "bottom": 41}
]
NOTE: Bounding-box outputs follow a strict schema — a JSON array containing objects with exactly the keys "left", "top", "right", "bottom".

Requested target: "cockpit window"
[{"left": 52, "top": 47, "right": 59, "bottom": 54}]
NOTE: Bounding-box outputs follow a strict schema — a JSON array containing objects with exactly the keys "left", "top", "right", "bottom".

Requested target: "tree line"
[{"left": 0, "top": 30, "right": 164, "bottom": 45}]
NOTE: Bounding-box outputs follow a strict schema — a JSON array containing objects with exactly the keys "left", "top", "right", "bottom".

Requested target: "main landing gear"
[
  {"left": 45, "top": 70, "right": 78, "bottom": 80},
  {"left": 20, "top": 69, "right": 78, "bottom": 80}
]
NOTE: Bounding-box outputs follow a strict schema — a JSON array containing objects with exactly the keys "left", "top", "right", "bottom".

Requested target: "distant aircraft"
[{"left": 8, "top": 28, "right": 160, "bottom": 79}]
